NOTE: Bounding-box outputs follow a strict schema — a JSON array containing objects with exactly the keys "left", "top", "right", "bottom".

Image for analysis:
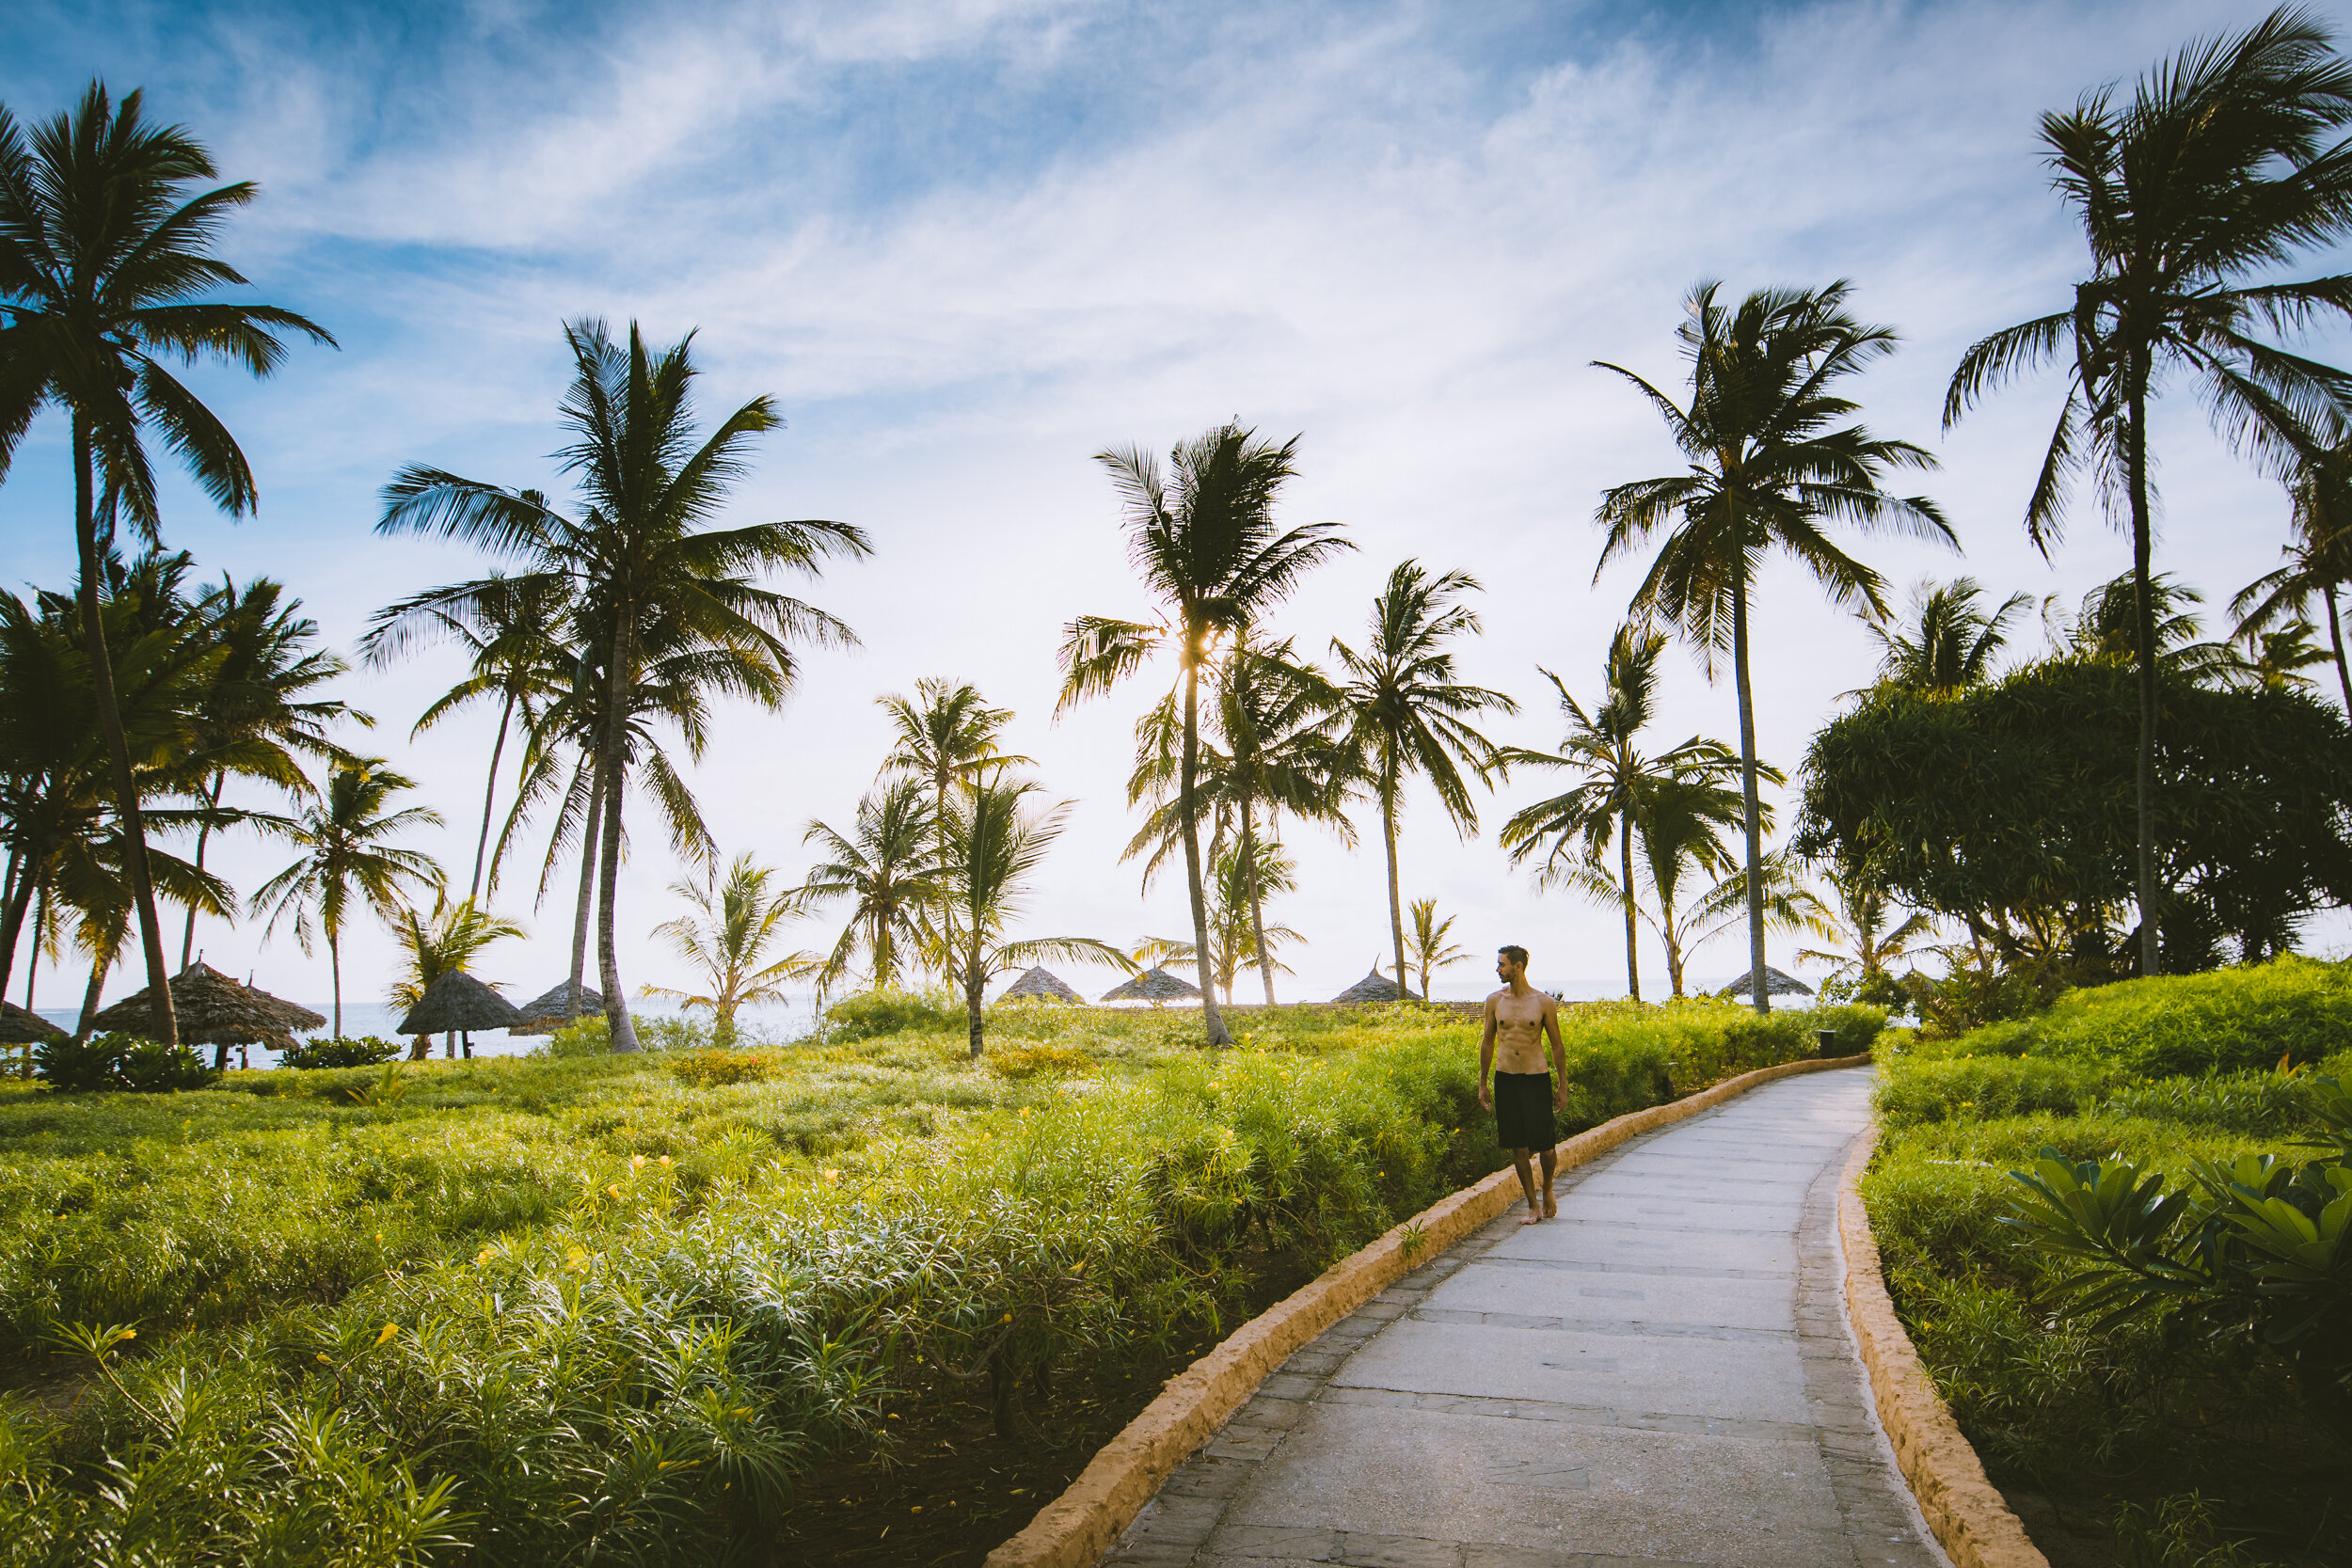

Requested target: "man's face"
[{"left": 1496, "top": 953, "right": 1521, "bottom": 984}]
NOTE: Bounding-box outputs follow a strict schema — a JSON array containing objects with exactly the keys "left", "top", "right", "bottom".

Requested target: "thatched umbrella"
[
  {"left": 508, "top": 980, "right": 609, "bottom": 1036},
  {"left": 1715, "top": 965, "right": 1815, "bottom": 999},
  {"left": 999, "top": 967, "right": 1083, "bottom": 1004},
  {"left": 1099, "top": 965, "right": 1201, "bottom": 1004},
  {"left": 0, "top": 1001, "right": 66, "bottom": 1046},
  {"left": 91, "top": 962, "right": 326, "bottom": 1067},
  {"left": 397, "top": 972, "right": 523, "bottom": 1060},
  {"left": 1330, "top": 965, "right": 1420, "bottom": 1004}
]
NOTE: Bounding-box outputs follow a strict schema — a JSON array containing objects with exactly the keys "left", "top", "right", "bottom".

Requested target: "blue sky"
[{"left": 3, "top": 0, "right": 2341, "bottom": 1015}]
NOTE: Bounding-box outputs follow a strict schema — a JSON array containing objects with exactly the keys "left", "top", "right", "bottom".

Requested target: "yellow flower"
[
  {"left": 606, "top": 1183, "right": 623, "bottom": 1199},
  {"left": 821, "top": 1168, "right": 841, "bottom": 1183},
  {"left": 631, "top": 1154, "right": 645, "bottom": 1169},
  {"left": 475, "top": 1246, "right": 495, "bottom": 1266},
  {"left": 316, "top": 1353, "right": 331, "bottom": 1364},
  {"left": 374, "top": 1323, "right": 398, "bottom": 1347},
  {"left": 658, "top": 1155, "right": 672, "bottom": 1167}
]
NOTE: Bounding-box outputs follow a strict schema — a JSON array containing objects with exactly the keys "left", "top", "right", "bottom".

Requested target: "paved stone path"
[{"left": 1102, "top": 1068, "right": 1945, "bottom": 1568}]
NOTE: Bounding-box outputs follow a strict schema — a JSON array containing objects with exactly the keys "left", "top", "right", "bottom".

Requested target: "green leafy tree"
[
  {"left": 1596, "top": 279, "right": 1950, "bottom": 1012},
  {"left": 642, "top": 853, "right": 817, "bottom": 1046},
  {"left": 252, "top": 756, "right": 443, "bottom": 1038},
  {"left": 1945, "top": 8, "right": 2352, "bottom": 976},
  {"left": 1869, "top": 578, "right": 2031, "bottom": 694},
  {"left": 1405, "top": 897, "right": 1466, "bottom": 1002},
  {"left": 1332, "top": 561, "right": 1516, "bottom": 1006},
  {"left": 1057, "top": 424, "right": 1350, "bottom": 1045},
  {"left": 0, "top": 84, "right": 336, "bottom": 1042},
  {"left": 800, "top": 781, "right": 947, "bottom": 994}
]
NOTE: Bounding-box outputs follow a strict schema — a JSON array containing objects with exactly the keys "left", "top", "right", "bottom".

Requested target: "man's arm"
[
  {"left": 1477, "top": 996, "right": 1497, "bottom": 1108},
  {"left": 1542, "top": 997, "right": 1567, "bottom": 1109}
]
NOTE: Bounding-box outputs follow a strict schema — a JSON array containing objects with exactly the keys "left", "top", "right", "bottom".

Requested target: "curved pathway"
[{"left": 1102, "top": 1067, "right": 1945, "bottom": 1568}]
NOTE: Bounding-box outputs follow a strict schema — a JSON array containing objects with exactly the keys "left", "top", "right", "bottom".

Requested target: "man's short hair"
[{"left": 1499, "top": 944, "right": 1530, "bottom": 969}]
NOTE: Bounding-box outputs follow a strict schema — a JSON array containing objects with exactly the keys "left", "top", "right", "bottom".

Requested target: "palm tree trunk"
[
  {"left": 330, "top": 931, "right": 342, "bottom": 1039},
  {"left": 180, "top": 770, "right": 227, "bottom": 969},
  {"left": 1382, "top": 758, "right": 1409, "bottom": 1003},
  {"left": 0, "top": 848, "right": 27, "bottom": 1004},
  {"left": 2326, "top": 586, "right": 2351, "bottom": 716},
  {"left": 2127, "top": 369, "right": 2160, "bottom": 978},
  {"left": 567, "top": 765, "right": 604, "bottom": 1020},
  {"left": 1618, "top": 814, "right": 1641, "bottom": 1001},
  {"left": 470, "top": 690, "right": 516, "bottom": 902},
  {"left": 1244, "top": 799, "right": 1277, "bottom": 1006},
  {"left": 965, "top": 928, "right": 986, "bottom": 1061},
  {"left": 72, "top": 415, "right": 178, "bottom": 1044},
  {"left": 596, "top": 636, "right": 641, "bottom": 1053},
  {"left": 1731, "top": 584, "right": 1768, "bottom": 1015},
  {"left": 1181, "top": 648, "right": 1233, "bottom": 1046},
  {"left": 74, "top": 953, "right": 105, "bottom": 1042}
]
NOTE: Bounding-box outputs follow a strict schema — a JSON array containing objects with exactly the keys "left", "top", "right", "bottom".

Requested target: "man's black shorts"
[{"left": 1493, "top": 1070, "right": 1554, "bottom": 1151}]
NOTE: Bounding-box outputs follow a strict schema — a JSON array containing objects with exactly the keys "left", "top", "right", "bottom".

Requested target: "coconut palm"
[
  {"left": 1796, "top": 867, "right": 1936, "bottom": 1001},
  {"left": 876, "top": 678, "right": 1031, "bottom": 979},
  {"left": 377, "top": 319, "right": 867, "bottom": 1051},
  {"left": 1057, "top": 424, "right": 1351, "bottom": 1045},
  {"left": 800, "top": 781, "right": 947, "bottom": 994},
  {"left": 1944, "top": 9, "right": 2352, "bottom": 974},
  {"left": 389, "top": 893, "right": 526, "bottom": 1059},
  {"left": 2233, "top": 446, "right": 2352, "bottom": 712},
  {"left": 942, "top": 779, "right": 1132, "bottom": 1059},
  {"left": 1596, "top": 280, "right": 1950, "bottom": 1012},
  {"left": 1406, "top": 897, "right": 1467, "bottom": 1003},
  {"left": 1870, "top": 578, "right": 2032, "bottom": 695},
  {"left": 251, "top": 756, "right": 443, "bottom": 1038},
  {"left": 1331, "top": 561, "right": 1517, "bottom": 1004},
  {"left": 0, "top": 84, "right": 337, "bottom": 1043},
  {"left": 1498, "top": 623, "right": 1738, "bottom": 1000},
  {"left": 642, "top": 853, "right": 818, "bottom": 1045},
  {"left": 2069, "top": 572, "right": 2248, "bottom": 687},
  {"left": 1664, "top": 852, "right": 1827, "bottom": 999}
]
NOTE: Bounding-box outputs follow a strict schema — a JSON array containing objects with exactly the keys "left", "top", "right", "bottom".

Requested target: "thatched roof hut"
[
  {"left": 1000, "top": 967, "right": 1082, "bottom": 1004},
  {"left": 509, "top": 980, "right": 608, "bottom": 1035},
  {"left": 397, "top": 972, "right": 524, "bottom": 1037},
  {"left": 1330, "top": 965, "right": 1420, "bottom": 1004},
  {"left": 1099, "top": 965, "right": 1201, "bottom": 1004},
  {"left": 0, "top": 1001, "right": 66, "bottom": 1045},
  {"left": 89, "top": 962, "right": 325, "bottom": 1050},
  {"left": 1715, "top": 965, "right": 1815, "bottom": 999}
]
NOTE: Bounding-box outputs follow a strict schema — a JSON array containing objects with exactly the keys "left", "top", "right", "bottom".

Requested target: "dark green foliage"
[
  {"left": 31, "top": 1034, "right": 218, "bottom": 1094},
  {"left": 1873, "top": 1055, "right": 2112, "bottom": 1130},
  {"left": 821, "top": 988, "right": 964, "bottom": 1041},
  {"left": 1794, "top": 1003, "right": 1886, "bottom": 1056},
  {"left": 278, "top": 1036, "right": 404, "bottom": 1070}
]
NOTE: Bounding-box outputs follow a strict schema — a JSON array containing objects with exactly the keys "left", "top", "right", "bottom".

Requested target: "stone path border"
[
  {"left": 1837, "top": 1132, "right": 2049, "bottom": 1568},
  {"left": 982, "top": 1053, "right": 1872, "bottom": 1568}
]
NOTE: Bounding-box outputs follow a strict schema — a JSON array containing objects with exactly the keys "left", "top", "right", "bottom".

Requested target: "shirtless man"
[{"left": 1477, "top": 944, "right": 1567, "bottom": 1223}]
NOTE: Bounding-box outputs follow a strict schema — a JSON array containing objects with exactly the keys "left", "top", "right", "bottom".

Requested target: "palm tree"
[
  {"left": 378, "top": 319, "right": 867, "bottom": 1052},
  {"left": 942, "top": 779, "right": 1131, "bottom": 1059},
  {"left": 1057, "top": 424, "right": 1350, "bottom": 1046},
  {"left": 1944, "top": 9, "right": 2352, "bottom": 975},
  {"left": 2233, "top": 446, "right": 2352, "bottom": 712},
  {"left": 1596, "top": 280, "right": 1950, "bottom": 1012},
  {"left": 1664, "top": 852, "right": 1827, "bottom": 999},
  {"left": 389, "top": 894, "right": 525, "bottom": 1059},
  {"left": 1498, "top": 623, "right": 1737, "bottom": 999},
  {"left": 876, "top": 678, "right": 1031, "bottom": 979},
  {"left": 251, "top": 756, "right": 443, "bottom": 1038},
  {"left": 642, "top": 853, "right": 818, "bottom": 1045},
  {"left": 800, "top": 781, "right": 948, "bottom": 994},
  {"left": 2070, "top": 572, "right": 2247, "bottom": 686},
  {"left": 1332, "top": 561, "right": 1517, "bottom": 1004},
  {"left": 1406, "top": 897, "right": 1467, "bottom": 1002},
  {"left": 0, "top": 84, "right": 337, "bottom": 1043},
  {"left": 1796, "top": 867, "right": 1936, "bottom": 1002},
  {"left": 1869, "top": 578, "right": 2031, "bottom": 694}
]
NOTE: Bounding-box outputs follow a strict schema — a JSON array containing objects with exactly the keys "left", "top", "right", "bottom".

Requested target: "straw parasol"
[
  {"left": 508, "top": 980, "right": 608, "bottom": 1036},
  {"left": 1330, "top": 964, "right": 1420, "bottom": 1004},
  {"left": 398, "top": 972, "right": 523, "bottom": 1038},
  {"left": 1099, "top": 965, "right": 1201, "bottom": 1004},
  {"left": 1000, "top": 966, "right": 1083, "bottom": 1004},
  {"left": 0, "top": 1001, "right": 66, "bottom": 1046},
  {"left": 1715, "top": 965, "right": 1815, "bottom": 999},
  {"left": 90, "top": 962, "right": 325, "bottom": 1053}
]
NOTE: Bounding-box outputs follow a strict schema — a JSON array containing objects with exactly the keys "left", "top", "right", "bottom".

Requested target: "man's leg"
[
  {"left": 1540, "top": 1148, "right": 1558, "bottom": 1218},
  {"left": 1511, "top": 1147, "right": 1544, "bottom": 1224}
]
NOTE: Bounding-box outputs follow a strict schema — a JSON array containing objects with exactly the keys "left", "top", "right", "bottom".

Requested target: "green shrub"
[
  {"left": 31, "top": 1034, "right": 218, "bottom": 1093},
  {"left": 2094, "top": 1068, "right": 2320, "bottom": 1135},
  {"left": 822, "top": 988, "right": 961, "bottom": 1041},
  {"left": 278, "top": 1036, "right": 404, "bottom": 1069},
  {"left": 1874, "top": 1055, "right": 2113, "bottom": 1130},
  {"left": 534, "top": 1017, "right": 610, "bottom": 1057},
  {"left": 1788, "top": 1003, "right": 1888, "bottom": 1056}
]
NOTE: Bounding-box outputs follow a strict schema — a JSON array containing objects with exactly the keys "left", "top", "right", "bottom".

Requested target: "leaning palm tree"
[
  {"left": 1332, "top": 561, "right": 1517, "bottom": 1004},
  {"left": 642, "top": 853, "right": 818, "bottom": 1045},
  {"left": 1057, "top": 424, "right": 1351, "bottom": 1046},
  {"left": 1667, "top": 852, "right": 1827, "bottom": 1000},
  {"left": 1498, "top": 623, "right": 1737, "bottom": 1000},
  {"left": 0, "top": 84, "right": 337, "bottom": 1043},
  {"left": 1796, "top": 866, "right": 1936, "bottom": 1001},
  {"left": 1869, "top": 578, "right": 2032, "bottom": 695},
  {"left": 1944, "top": 9, "right": 2352, "bottom": 975},
  {"left": 800, "top": 781, "right": 947, "bottom": 995},
  {"left": 1406, "top": 897, "right": 1468, "bottom": 1003},
  {"left": 2234, "top": 445, "right": 2352, "bottom": 712},
  {"left": 378, "top": 320, "right": 867, "bottom": 1051},
  {"left": 389, "top": 893, "right": 525, "bottom": 1058},
  {"left": 941, "top": 778, "right": 1132, "bottom": 1059},
  {"left": 1596, "top": 280, "right": 1950, "bottom": 1012},
  {"left": 251, "top": 756, "right": 442, "bottom": 1038}
]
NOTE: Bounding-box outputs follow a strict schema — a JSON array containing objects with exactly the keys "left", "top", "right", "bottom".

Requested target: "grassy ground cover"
[
  {"left": 1862, "top": 956, "right": 2352, "bottom": 1568},
  {"left": 0, "top": 997, "right": 1853, "bottom": 1567}
]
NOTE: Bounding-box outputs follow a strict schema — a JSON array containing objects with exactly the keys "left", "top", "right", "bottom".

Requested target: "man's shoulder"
[{"left": 1483, "top": 985, "right": 1514, "bottom": 1005}]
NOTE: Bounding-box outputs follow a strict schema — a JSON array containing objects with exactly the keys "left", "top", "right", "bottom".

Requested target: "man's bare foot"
[
  {"left": 1518, "top": 1197, "right": 1545, "bottom": 1225},
  {"left": 1543, "top": 1191, "right": 1558, "bottom": 1218}
]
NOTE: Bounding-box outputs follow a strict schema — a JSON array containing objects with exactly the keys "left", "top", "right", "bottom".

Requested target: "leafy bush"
[
  {"left": 32, "top": 1034, "right": 218, "bottom": 1093},
  {"left": 661, "top": 1048, "right": 786, "bottom": 1087},
  {"left": 822, "top": 989, "right": 962, "bottom": 1041},
  {"left": 1875, "top": 1055, "right": 2112, "bottom": 1130},
  {"left": 278, "top": 1036, "right": 403, "bottom": 1070},
  {"left": 984, "top": 1043, "right": 1092, "bottom": 1079},
  {"left": 534, "top": 1017, "right": 610, "bottom": 1057},
  {"left": 2095, "top": 1069, "right": 2323, "bottom": 1135},
  {"left": 1792, "top": 1003, "right": 1888, "bottom": 1056}
]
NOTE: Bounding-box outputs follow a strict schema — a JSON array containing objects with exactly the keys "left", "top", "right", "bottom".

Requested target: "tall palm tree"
[
  {"left": 1057, "top": 424, "right": 1350, "bottom": 1045},
  {"left": 1869, "top": 578, "right": 2031, "bottom": 694},
  {"left": 1332, "top": 561, "right": 1517, "bottom": 1005},
  {"left": 1596, "top": 280, "right": 1950, "bottom": 1012},
  {"left": 942, "top": 778, "right": 1131, "bottom": 1059},
  {"left": 0, "top": 84, "right": 337, "bottom": 1043},
  {"left": 800, "top": 781, "right": 947, "bottom": 994},
  {"left": 251, "top": 756, "right": 442, "bottom": 1038},
  {"left": 378, "top": 319, "right": 867, "bottom": 1052},
  {"left": 642, "top": 853, "right": 816, "bottom": 1046},
  {"left": 389, "top": 893, "right": 525, "bottom": 1059},
  {"left": 2234, "top": 445, "right": 2352, "bottom": 712},
  {"left": 1944, "top": 9, "right": 2352, "bottom": 975},
  {"left": 1498, "top": 623, "right": 1737, "bottom": 1000},
  {"left": 876, "top": 678, "right": 1031, "bottom": 979},
  {"left": 1406, "top": 897, "right": 1467, "bottom": 1003}
]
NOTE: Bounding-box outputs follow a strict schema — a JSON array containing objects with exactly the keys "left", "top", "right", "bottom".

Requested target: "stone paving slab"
[{"left": 1101, "top": 1069, "right": 1947, "bottom": 1568}]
